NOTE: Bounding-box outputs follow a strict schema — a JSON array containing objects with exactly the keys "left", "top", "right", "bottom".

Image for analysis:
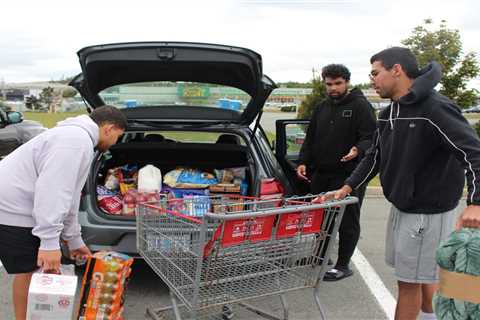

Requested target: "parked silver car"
[{"left": 70, "top": 42, "right": 312, "bottom": 255}]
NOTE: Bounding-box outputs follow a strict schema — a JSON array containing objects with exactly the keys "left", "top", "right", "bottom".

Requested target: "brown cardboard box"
[{"left": 209, "top": 184, "right": 241, "bottom": 193}]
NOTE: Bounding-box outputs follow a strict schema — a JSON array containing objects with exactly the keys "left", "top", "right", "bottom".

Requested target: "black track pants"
[{"left": 311, "top": 171, "right": 366, "bottom": 269}]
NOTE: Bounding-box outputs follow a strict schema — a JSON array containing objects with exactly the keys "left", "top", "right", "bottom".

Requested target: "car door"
[{"left": 274, "top": 119, "right": 310, "bottom": 195}]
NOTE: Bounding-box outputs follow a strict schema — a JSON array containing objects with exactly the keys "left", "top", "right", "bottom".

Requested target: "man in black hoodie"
[
  {"left": 297, "top": 64, "right": 376, "bottom": 281},
  {"left": 324, "top": 47, "right": 480, "bottom": 320}
]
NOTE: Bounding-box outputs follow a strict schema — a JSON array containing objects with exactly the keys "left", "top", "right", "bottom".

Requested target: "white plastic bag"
[{"left": 138, "top": 164, "right": 162, "bottom": 192}]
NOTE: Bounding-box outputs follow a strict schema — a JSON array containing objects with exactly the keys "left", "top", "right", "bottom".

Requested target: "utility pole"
[{"left": 311, "top": 67, "right": 317, "bottom": 81}]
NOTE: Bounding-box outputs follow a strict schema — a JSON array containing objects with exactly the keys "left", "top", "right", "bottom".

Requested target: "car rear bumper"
[{"left": 78, "top": 210, "right": 138, "bottom": 255}]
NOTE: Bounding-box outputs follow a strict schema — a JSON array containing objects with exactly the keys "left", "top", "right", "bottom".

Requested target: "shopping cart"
[{"left": 137, "top": 194, "right": 358, "bottom": 320}]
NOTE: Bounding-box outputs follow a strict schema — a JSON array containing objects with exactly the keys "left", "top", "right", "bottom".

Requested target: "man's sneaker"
[{"left": 323, "top": 267, "right": 353, "bottom": 281}]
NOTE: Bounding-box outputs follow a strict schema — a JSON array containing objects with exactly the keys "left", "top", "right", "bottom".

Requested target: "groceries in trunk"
[{"left": 97, "top": 165, "right": 249, "bottom": 217}]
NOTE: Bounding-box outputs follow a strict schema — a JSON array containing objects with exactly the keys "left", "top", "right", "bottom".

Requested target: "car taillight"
[{"left": 260, "top": 178, "right": 284, "bottom": 200}]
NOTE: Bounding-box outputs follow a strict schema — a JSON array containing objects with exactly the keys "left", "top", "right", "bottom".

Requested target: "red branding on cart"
[
  {"left": 221, "top": 216, "right": 275, "bottom": 246},
  {"left": 284, "top": 215, "right": 314, "bottom": 230},
  {"left": 277, "top": 209, "right": 324, "bottom": 238},
  {"left": 231, "top": 222, "right": 264, "bottom": 238}
]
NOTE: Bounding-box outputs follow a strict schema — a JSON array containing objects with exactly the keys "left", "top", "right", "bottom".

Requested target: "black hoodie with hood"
[
  {"left": 299, "top": 87, "right": 376, "bottom": 174},
  {"left": 345, "top": 62, "right": 480, "bottom": 213}
]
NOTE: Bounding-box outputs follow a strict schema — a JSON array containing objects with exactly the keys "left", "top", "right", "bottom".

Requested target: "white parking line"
[{"left": 352, "top": 248, "right": 396, "bottom": 320}]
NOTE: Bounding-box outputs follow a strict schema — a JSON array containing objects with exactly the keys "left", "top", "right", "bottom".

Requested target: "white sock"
[{"left": 420, "top": 311, "right": 437, "bottom": 320}]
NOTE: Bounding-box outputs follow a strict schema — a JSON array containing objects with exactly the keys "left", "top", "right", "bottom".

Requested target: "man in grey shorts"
[{"left": 321, "top": 47, "right": 480, "bottom": 320}]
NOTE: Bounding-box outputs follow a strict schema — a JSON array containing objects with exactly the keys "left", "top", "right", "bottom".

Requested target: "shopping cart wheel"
[{"left": 222, "top": 305, "right": 235, "bottom": 320}]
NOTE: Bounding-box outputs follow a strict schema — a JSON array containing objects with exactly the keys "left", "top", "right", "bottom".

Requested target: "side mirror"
[{"left": 7, "top": 111, "right": 23, "bottom": 124}]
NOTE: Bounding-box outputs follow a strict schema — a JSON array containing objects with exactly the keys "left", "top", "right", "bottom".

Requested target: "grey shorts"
[{"left": 385, "top": 206, "right": 456, "bottom": 283}]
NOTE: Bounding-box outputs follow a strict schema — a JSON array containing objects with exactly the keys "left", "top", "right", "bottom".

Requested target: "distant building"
[{"left": 4, "top": 89, "right": 28, "bottom": 101}]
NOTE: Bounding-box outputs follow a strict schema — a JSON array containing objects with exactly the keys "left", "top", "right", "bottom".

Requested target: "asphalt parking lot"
[{"left": 0, "top": 193, "right": 465, "bottom": 319}]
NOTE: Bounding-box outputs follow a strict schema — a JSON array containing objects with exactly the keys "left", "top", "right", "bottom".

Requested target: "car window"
[
  {"left": 285, "top": 123, "right": 308, "bottom": 156},
  {"left": 99, "top": 81, "right": 251, "bottom": 112},
  {"left": 134, "top": 131, "right": 245, "bottom": 145}
]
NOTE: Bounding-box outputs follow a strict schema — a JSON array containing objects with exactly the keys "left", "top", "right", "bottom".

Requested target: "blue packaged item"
[
  {"left": 240, "top": 180, "right": 248, "bottom": 196},
  {"left": 182, "top": 195, "right": 211, "bottom": 217},
  {"left": 162, "top": 186, "right": 209, "bottom": 198},
  {"left": 177, "top": 169, "right": 218, "bottom": 186}
]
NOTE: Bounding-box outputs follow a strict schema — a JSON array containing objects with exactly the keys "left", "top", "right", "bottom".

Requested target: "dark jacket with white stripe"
[{"left": 345, "top": 62, "right": 480, "bottom": 213}]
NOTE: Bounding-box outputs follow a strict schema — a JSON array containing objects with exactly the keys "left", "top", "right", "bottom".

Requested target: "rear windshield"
[
  {"left": 99, "top": 81, "right": 251, "bottom": 111},
  {"left": 126, "top": 131, "right": 245, "bottom": 145}
]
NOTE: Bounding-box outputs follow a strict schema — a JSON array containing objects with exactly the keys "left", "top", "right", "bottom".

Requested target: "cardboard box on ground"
[{"left": 26, "top": 266, "right": 77, "bottom": 320}]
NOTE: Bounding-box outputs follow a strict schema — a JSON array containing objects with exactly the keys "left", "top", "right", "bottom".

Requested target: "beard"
[
  {"left": 376, "top": 87, "right": 393, "bottom": 99},
  {"left": 328, "top": 91, "right": 347, "bottom": 101}
]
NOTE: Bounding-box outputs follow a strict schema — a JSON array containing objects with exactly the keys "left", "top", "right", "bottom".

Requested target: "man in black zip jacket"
[
  {"left": 324, "top": 47, "right": 480, "bottom": 320},
  {"left": 297, "top": 64, "right": 376, "bottom": 281}
]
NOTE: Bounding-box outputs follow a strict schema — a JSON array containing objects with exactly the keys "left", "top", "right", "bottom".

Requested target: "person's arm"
[
  {"left": 430, "top": 103, "right": 480, "bottom": 205},
  {"left": 355, "top": 100, "right": 377, "bottom": 159},
  {"left": 32, "top": 146, "right": 84, "bottom": 250},
  {"left": 298, "top": 104, "right": 320, "bottom": 166},
  {"left": 60, "top": 194, "right": 85, "bottom": 251},
  {"left": 317, "top": 129, "right": 381, "bottom": 203},
  {"left": 341, "top": 100, "right": 377, "bottom": 162},
  {"left": 297, "top": 104, "right": 320, "bottom": 180},
  {"left": 430, "top": 103, "right": 480, "bottom": 228},
  {"left": 344, "top": 126, "right": 381, "bottom": 190}
]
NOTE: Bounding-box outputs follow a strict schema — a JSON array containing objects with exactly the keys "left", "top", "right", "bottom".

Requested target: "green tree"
[
  {"left": 402, "top": 19, "right": 480, "bottom": 108},
  {"left": 39, "top": 87, "right": 55, "bottom": 113},
  {"left": 277, "top": 81, "right": 314, "bottom": 88},
  {"left": 25, "top": 95, "right": 44, "bottom": 111},
  {"left": 355, "top": 83, "right": 372, "bottom": 90},
  {"left": 297, "top": 78, "right": 326, "bottom": 120}
]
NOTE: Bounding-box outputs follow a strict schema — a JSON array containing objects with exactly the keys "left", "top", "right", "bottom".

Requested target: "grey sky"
[{"left": 1, "top": 0, "right": 478, "bottom": 88}]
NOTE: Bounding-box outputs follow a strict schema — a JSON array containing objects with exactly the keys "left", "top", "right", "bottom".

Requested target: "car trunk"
[{"left": 91, "top": 139, "right": 254, "bottom": 219}]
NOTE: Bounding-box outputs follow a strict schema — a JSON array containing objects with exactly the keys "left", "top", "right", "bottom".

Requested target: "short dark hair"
[
  {"left": 321, "top": 64, "right": 351, "bottom": 81},
  {"left": 89, "top": 105, "right": 127, "bottom": 130},
  {"left": 370, "top": 47, "right": 419, "bottom": 78}
]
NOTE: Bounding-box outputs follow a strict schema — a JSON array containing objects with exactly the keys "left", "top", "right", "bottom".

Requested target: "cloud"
[{"left": 0, "top": 0, "right": 478, "bottom": 88}]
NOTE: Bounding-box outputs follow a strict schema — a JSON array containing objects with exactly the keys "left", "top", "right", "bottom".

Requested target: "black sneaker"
[{"left": 323, "top": 267, "right": 353, "bottom": 281}]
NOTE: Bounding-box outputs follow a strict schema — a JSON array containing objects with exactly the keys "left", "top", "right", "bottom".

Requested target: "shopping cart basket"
[{"left": 137, "top": 194, "right": 358, "bottom": 320}]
